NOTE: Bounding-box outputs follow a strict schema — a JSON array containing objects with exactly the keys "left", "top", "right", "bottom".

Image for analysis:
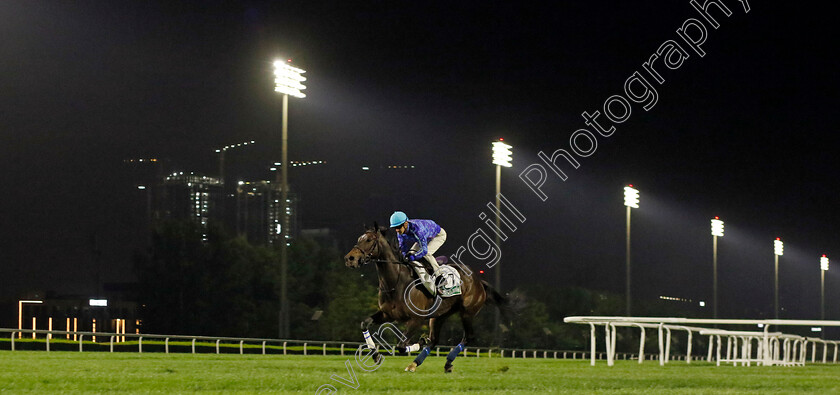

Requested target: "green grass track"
[{"left": 2, "top": 350, "right": 840, "bottom": 393}]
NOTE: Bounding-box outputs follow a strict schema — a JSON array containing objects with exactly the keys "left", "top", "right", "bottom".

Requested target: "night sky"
[{"left": 2, "top": 2, "right": 838, "bottom": 320}]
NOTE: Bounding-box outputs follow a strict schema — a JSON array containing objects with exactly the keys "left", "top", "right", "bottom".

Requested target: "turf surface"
[{"left": 2, "top": 350, "right": 840, "bottom": 393}]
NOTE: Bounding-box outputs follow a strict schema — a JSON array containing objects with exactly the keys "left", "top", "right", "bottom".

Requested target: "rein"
[
  {"left": 351, "top": 230, "right": 424, "bottom": 295},
  {"left": 351, "top": 231, "right": 420, "bottom": 267}
]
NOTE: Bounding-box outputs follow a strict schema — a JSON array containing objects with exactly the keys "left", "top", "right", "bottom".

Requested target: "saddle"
[{"left": 415, "top": 256, "right": 462, "bottom": 297}]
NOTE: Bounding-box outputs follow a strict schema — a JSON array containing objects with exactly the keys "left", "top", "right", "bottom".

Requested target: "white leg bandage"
[{"left": 362, "top": 330, "right": 376, "bottom": 349}]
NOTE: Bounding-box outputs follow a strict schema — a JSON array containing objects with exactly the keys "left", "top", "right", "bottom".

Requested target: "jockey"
[{"left": 389, "top": 211, "right": 447, "bottom": 296}]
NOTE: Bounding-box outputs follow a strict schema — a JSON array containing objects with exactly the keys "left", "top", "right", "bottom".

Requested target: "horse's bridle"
[
  {"left": 351, "top": 231, "right": 420, "bottom": 268},
  {"left": 351, "top": 231, "right": 382, "bottom": 265}
]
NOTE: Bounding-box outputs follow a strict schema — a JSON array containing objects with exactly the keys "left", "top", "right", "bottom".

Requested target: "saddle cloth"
[{"left": 434, "top": 264, "right": 462, "bottom": 298}]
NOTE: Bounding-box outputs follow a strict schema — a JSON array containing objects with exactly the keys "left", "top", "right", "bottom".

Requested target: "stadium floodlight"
[
  {"left": 711, "top": 217, "right": 724, "bottom": 319},
  {"left": 774, "top": 238, "right": 783, "bottom": 319},
  {"left": 491, "top": 140, "right": 513, "bottom": 167},
  {"left": 274, "top": 61, "right": 307, "bottom": 98},
  {"left": 711, "top": 217, "right": 724, "bottom": 237},
  {"left": 490, "top": 138, "right": 512, "bottom": 345},
  {"left": 623, "top": 185, "right": 639, "bottom": 316},
  {"left": 624, "top": 186, "right": 639, "bottom": 208},
  {"left": 822, "top": 255, "right": 830, "bottom": 325},
  {"left": 273, "top": 59, "right": 307, "bottom": 338}
]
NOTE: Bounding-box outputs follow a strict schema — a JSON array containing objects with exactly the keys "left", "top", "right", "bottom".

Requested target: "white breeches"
[{"left": 410, "top": 228, "right": 447, "bottom": 276}]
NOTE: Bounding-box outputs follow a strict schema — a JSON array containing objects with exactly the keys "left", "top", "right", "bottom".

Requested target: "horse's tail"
[
  {"left": 481, "top": 280, "right": 506, "bottom": 306},
  {"left": 481, "top": 280, "right": 512, "bottom": 322}
]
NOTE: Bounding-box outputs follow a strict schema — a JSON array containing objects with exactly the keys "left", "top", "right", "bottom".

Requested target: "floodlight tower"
[
  {"left": 821, "top": 255, "right": 829, "bottom": 322},
  {"left": 774, "top": 238, "right": 784, "bottom": 319},
  {"left": 710, "top": 217, "right": 724, "bottom": 319},
  {"left": 491, "top": 139, "right": 512, "bottom": 344},
  {"left": 274, "top": 59, "right": 306, "bottom": 339},
  {"left": 623, "top": 185, "right": 639, "bottom": 316}
]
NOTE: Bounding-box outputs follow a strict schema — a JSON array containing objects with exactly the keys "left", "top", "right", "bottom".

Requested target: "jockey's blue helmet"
[{"left": 389, "top": 211, "right": 408, "bottom": 228}]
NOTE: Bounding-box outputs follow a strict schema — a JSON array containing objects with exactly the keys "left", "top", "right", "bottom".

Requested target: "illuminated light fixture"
[
  {"left": 89, "top": 299, "right": 108, "bottom": 307},
  {"left": 699, "top": 301, "right": 706, "bottom": 307},
  {"left": 711, "top": 217, "right": 724, "bottom": 237},
  {"left": 137, "top": 186, "right": 146, "bottom": 190},
  {"left": 821, "top": 255, "right": 829, "bottom": 271},
  {"left": 812, "top": 327, "right": 822, "bottom": 332},
  {"left": 273, "top": 60, "right": 307, "bottom": 98},
  {"left": 774, "top": 238, "right": 784, "bottom": 256},
  {"left": 623, "top": 186, "right": 639, "bottom": 208},
  {"left": 491, "top": 140, "right": 513, "bottom": 167},
  {"left": 361, "top": 166, "right": 370, "bottom": 171}
]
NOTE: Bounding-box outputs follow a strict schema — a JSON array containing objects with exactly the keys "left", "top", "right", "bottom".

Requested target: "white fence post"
[
  {"left": 686, "top": 329, "right": 693, "bottom": 364},
  {"left": 590, "top": 323, "right": 597, "bottom": 366},
  {"left": 822, "top": 343, "right": 828, "bottom": 364}
]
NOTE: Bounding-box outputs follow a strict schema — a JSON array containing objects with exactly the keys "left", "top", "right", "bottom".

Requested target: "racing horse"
[{"left": 344, "top": 223, "right": 504, "bottom": 372}]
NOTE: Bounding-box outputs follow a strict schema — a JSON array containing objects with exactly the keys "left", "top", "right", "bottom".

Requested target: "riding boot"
[
  {"left": 424, "top": 254, "right": 441, "bottom": 275},
  {"left": 421, "top": 272, "right": 437, "bottom": 296},
  {"left": 412, "top": 264, "right": 436, "bottom": 296}
]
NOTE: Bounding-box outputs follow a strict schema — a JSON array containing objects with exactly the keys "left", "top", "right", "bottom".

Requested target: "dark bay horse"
[{"left": 344, "top": 224, "right": 504, "bottom": 372}]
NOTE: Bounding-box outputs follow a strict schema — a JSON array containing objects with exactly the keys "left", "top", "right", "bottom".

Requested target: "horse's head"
[{"left": 344, "top": 224, "right": 386, "bottom": 268}]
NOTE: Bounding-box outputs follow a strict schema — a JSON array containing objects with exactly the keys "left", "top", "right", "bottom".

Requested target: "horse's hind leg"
[
  {"left": 405, "top": 314, "right": 450, "bottom": 372},
  {"left": 398, "top": 318, "right": 424, "bottom": 355},
  {"left": 444, "top": 314, "right": 476, "bottom": 373}
]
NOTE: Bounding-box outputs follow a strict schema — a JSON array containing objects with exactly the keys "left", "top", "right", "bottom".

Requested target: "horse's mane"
[{"left": 379, "top": 226, "right": 403, "bottom": 260}]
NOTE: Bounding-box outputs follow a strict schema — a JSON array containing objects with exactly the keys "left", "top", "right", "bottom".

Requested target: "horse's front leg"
[
  {"left": 360, "top": 310, "right": 388, "bottom": 363},
  {"left": 361, "top": 310, "right": 387, "bottom": 330}
]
